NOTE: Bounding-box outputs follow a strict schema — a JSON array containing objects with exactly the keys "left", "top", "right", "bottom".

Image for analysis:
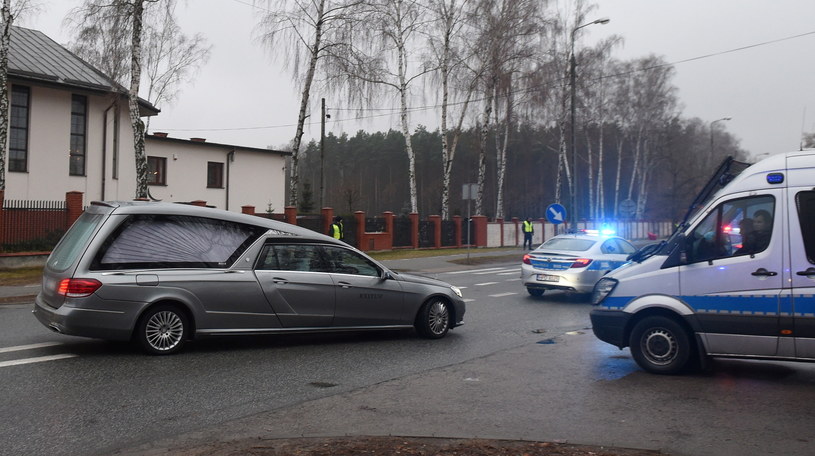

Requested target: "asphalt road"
[{"left": 3, "top": 253, "right": 815, "bottom": 456}]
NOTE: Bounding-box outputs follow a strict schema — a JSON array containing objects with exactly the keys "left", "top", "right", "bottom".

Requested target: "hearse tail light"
[{"left": 57, "top": 278, "right": 102, "bottom": 298}]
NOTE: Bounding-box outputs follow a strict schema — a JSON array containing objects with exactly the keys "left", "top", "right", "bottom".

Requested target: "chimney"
[
  {"left": 190, "top": 137, "right": 206, "bottom": 142},
  {"left": 153, "top": 132, "right": 168, "bottom": 138}
]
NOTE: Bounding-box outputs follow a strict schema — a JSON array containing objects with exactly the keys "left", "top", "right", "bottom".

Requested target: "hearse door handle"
[
  {"left": 796, "top": 267, "right": 815, "bottom": 277},
  {"left": 337, "top": 281, "right": 352, "bottom": 289},
  {"left": 751, "top": 268, "right": 778, "bottom": 277},
  {"left": 272, "top": 277, "right": 289, "bottom": 284}
]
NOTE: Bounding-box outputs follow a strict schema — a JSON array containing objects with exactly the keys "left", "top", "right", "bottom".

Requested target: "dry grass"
[{"left": 0, "top": 267, "right": 43, "bottom": 286}]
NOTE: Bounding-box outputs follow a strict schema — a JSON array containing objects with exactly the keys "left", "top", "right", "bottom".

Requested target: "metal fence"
[{"left": 1, "top": 200, "right": 68, "bottom": 252}]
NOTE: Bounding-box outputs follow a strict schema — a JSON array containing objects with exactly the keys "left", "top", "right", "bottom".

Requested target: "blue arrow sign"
[{"left": 546, "top": 204, "right": 567, "bottom": 224}]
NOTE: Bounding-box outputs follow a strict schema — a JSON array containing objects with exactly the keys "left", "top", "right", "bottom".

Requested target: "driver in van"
[
  {"left": 737, "top": 210, "right": 772, "bottom": 254},
  {"left": 750, "top": 210, "right": 772, "bottom": 252}
]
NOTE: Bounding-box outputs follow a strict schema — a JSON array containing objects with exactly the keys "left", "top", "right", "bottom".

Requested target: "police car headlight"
[
  {"left": 592, "top": 277, "right": 618, "bottom": 305},
  {"left": 450, "top": 286, "right": 462, "bottom": 298}
]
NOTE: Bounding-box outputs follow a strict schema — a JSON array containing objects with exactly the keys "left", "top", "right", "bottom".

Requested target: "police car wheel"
[
  {"left": 629, "top": 316, "right": 691, "bottom": 375},
  {"left": 527, "top": 288, "right": 544, "bottom": 297}
]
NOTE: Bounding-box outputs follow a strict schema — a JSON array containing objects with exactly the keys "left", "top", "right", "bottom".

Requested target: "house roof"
[
  {"left": 146, "top": 134, "right": 292, "bottom": 156},
  {"left": 8, "top": 26, "right": 159, "bottom": 116}
]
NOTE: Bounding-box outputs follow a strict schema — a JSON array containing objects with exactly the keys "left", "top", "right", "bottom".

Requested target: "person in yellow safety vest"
[
  {"left": 523, "top": 217, "right": 534, "bottom": 250},
  {"left": 329, "top": 216, "right": 344, "bottom": 241}
]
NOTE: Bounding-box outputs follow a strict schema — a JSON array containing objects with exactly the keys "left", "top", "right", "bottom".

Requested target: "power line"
[{"left": 156, "top": 29, "right": 815, "bottom": 134}]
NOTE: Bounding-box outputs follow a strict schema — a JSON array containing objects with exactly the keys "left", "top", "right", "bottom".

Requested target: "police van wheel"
[{"left": 629, "top": 316, "right": 691, "bottom": 375}]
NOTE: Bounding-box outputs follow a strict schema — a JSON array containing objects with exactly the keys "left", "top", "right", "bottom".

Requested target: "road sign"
[
  {"left": 619, "top": 199, "right": 637, "bottom": 218},
  {"left": 462, "top": 183, "right": 477, "bottom": 200},
  {"left": 546, "top": 203, "right": 567, "bottom": 225}
]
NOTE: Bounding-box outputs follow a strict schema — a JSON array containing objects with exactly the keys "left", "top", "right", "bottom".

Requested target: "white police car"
[{"left": 521, "top": 231, "right": 637, "bottom": 296}]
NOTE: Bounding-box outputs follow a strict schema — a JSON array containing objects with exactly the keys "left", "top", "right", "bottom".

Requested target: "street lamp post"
[
  {"left": 570, "top": 17, "right": 609, "bottom": 232},
  {"left": 709, "top": 116, "right": 732, "bottom": 165}
]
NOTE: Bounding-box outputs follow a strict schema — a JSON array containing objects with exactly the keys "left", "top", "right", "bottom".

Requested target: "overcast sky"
[{"left": 22, "top": 0, "right": 815, "bottom": 160}]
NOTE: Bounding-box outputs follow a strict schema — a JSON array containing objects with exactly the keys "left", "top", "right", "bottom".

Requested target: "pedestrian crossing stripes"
[{"left": 0, "top": 342, "right": 77, "bottom": 368}]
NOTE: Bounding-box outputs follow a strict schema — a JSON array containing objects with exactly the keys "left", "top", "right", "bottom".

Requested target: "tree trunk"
[
  {"left": 0, "top": 0, "right": 10, "bottom": 191},
  {"left": 129, "top": 0, "right": 148, "bottom": 200},
  {"left": 396, "top": 32, "right": 417, "bottom": 213},
  {"left": 288, "top": 0, "right": 324, "bottom": 207},
  {"left": 476, "top": 78, "right": 494, "bottom": 216},
  {"left": 494, "top": 81, "right": 511, "bottom": 220}
]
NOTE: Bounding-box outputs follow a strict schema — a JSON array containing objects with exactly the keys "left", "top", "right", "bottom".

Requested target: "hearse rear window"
[{"left": 91, "top": 214, "right": 265, "bottom": 270}]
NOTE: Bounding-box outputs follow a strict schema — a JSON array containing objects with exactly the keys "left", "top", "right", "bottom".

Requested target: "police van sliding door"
[
  {"left": 678, "top": 191, "right": 783, "bottom": 357},
  {"left": 789, "top": 189, "right": 815, "bottom": 359}
]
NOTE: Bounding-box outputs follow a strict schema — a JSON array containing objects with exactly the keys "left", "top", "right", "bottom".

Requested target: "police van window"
[
  {"left": 686, "top": 195, "right": 774, "bottom": 263},
  {"left": 796, "top": 191, "right": 815, "bottom": 264}
]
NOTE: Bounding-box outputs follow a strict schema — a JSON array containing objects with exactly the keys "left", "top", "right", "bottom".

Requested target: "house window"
[
  {"left": 9, "top": 85, "right": 30, "bottom": 172},
  {"left": 70, "top": 95, "right": 88, "bottom": 176},
  {"left": 207, "top": 162, "right": 224, "bottom": 188},
  {"left": 147, "top": 156, "right": 166, "bottom": 185}
]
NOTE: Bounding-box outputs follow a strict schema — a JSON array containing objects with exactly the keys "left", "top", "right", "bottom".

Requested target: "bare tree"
[
  {"left": 68, "top": 0, "right": 209, "bottom": 199},
  {"left": 0, "top": 0, "right": 38, "bottom": 192},
  {"left": 142, "top": 2, "right": 210, "bottom": 131},
  {"left": 256, "top": 0, "right": 361, "bottom": 208},
  {"left": 469, "top": 0, "right": 541, "bottom": 218},
  {"left": 424, "top": 0, "right": 476, "bottom": 220},
  {"left": 327, "top": 0, "right": 433, "bottom": 213}
]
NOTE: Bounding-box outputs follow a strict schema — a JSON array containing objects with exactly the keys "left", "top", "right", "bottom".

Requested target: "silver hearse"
[{"left": 33, "top": 201, "right": 465, "bottom": 354}]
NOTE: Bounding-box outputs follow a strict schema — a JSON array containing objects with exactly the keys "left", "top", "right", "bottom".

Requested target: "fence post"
[
  {"left": 472, "top": 215, "right": 487, "bottom": 247},
  {"left": 65, "top": 191, "right": 84, "bottom": 227},
  {"left": 512, "top": 217, "right": 519, "bottom": 246},
  {"left": 383, "top": 211, "right": 394, "bottom": 249},
  {"left": 321, "top": 207, "right": 334, "bottom": 236},
  {"left": 453, "top": 215, "right": 462, "bottom": 248},
  {"left": 409, "top": 213, "right": 419, "bottom": 249},
  {"left": 0, "top": 189, "right": 4, "bottom": 245},
  {"left": 284, "top": 206, "right": 297, "bottom": 225},
  {"left": 429, "top": 215, "right": 441, "bottom": 248},
  {"left": 355, "top": 211, "right": 366, "bottom": 250}
]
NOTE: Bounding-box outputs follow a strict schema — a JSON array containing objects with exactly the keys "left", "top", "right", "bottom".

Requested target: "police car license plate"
[{"left": 537, "top": 274, "right": 559, "bottom": 282}]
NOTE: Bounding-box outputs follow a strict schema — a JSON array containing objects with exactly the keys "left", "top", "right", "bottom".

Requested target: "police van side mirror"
[{"left": 661, "top": 234, "right": 687, "bottom": 269}]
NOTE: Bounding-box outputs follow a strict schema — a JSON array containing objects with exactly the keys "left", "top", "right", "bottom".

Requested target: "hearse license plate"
[{"left": 537, "top": 274, "right": 559, "bottom": 282}]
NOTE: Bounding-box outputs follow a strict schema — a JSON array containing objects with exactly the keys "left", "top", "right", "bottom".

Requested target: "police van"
[{"left": 590, "top": 150, "right": 815, "bottom": 374}]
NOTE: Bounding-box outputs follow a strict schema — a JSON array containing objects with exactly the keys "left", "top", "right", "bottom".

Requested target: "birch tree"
[
  {"left": 0, "top": 0, "right": 11, "bottom": 192},
  {"left": 424, "top": 0, "right": 476, "bottom": 220},
  {"left": 0, "top": 0, "right": 37, "bottom": 192},
  {"left": 256, "top": 0, "right": 361, "bottom": 207},
  {"left": 142, "top": 2, "right": 210, "bottom": 132},
  {"left": 328, "top": 0, "right": 433, "bottom": 213},
  {"left": 68, "top": 0, "right": 208, "bottom": 199},
  {"left": 468, "top": 0, "right": 541, "bottom": 217}
]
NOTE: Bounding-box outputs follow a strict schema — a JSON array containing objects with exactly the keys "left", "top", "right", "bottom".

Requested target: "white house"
[{"left": 3, "top": 26, "right": 289, "bottom": 212}]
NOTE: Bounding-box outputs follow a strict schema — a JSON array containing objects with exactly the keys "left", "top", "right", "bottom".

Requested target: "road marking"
[
  {"left": 0, "top": 354, "right": 77, "bottom": 368},
  {"left": 505, "top": 278, "right": 521, "bottom": 282},
  {"left": 0, "top": 342, "right": 64, "bottom": 354},
  {"left": 473, "top": 268, "right": 517, "bottom": 275},
  {"left": 463, "top": 298, "right": 476, "bottom": 302},
  {"left": 489, "top": 292, "right": 518, "bottom": 297},
  {"left": 497, "top": 271, "right": 518, "bottom": 276},
  {"left": 445, "top": 267, "right": 508, "bottom": 275},
  {"left": 474, "top": 282, "right": 498, "bottom": 286}
]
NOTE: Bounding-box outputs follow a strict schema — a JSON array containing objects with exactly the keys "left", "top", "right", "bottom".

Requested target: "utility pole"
[{"left": 320, "top": 98, "right": 326, "bottom": 209}]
